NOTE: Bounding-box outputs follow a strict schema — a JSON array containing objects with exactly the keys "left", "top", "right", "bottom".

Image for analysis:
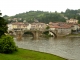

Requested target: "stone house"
[
  {"left": 57, "top": 25, "right": 72, "bottom": 35},
  {"left": 49, "top": 22, "right": 72, "bottom": 35},
  {"left": 31, "top": 22, "right": 47, "bottom": 30}
]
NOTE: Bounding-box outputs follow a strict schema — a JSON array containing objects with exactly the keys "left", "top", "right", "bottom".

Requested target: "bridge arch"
[
  {"left": 23, "top": 31, "right": 41, "bottom": 39},
  {"left": 42, "top": 30, "right": 57, "bottom": 38},
  {"left": 23, "top": 31, "right": 34, "bottom": 37},
  {"left": 8, "top": 30, "right": 13, "bottom": 34},
  {"left": 49, "top": 31, "right": 57, "bottom": 38},
  {"left": 8, "top": 30, "right": 16, "bottom": 35}
]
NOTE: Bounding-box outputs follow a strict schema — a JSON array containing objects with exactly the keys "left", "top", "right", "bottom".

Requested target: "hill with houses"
[{"left": 3, "top": 9, "right": 80, "bottom": 24}]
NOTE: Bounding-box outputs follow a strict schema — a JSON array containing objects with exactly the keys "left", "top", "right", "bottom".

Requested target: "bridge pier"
[
  {"left": 32, "top": 31, "right": 41, "bottom": 40},
  {"left": 16, "top": 31, "right": 23, "bottom": 40}
]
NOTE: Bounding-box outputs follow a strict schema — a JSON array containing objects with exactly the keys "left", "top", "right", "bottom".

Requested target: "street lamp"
[{"left": 0, "top": 10, "right": 2, "bottom": 17}]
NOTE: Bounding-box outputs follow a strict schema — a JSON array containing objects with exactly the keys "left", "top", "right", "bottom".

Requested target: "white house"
[
  {"left": 26, "top": 24, "right": 31, "bottom": 30},
  {"left": 66, "top": 18, "right": 78, "bottom": 24},
  {"left": 7, "top": 24, "right": 13, "bottom": 31}
]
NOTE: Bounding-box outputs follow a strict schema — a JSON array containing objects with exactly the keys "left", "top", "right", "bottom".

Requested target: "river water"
[{"left": 14, "top": 37, "right": 80, "bottom": 60}]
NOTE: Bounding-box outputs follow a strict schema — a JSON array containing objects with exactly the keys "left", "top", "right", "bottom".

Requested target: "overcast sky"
[{"left": 0, "top": 0, "right": 80, "bottom": 16}]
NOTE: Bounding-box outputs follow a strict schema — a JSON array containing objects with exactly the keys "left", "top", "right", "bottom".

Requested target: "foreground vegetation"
[
  {"left": 0, "top": 48, "right": 66, "bottom": 60},
  {"left": 0, "top": 35, "right": 18, "bottom": 53}
]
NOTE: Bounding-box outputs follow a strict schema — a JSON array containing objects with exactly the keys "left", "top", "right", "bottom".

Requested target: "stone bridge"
[{"left": 8, "top": 29, "right": 58, "bottom": 40}]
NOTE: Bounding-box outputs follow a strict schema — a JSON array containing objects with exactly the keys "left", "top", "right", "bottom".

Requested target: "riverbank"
[
  {"left": 0, "top": 48, "right": 66, "bottom": 60},
  {"left": 65, "top": 34, "right": 80, "bottom": 38}
]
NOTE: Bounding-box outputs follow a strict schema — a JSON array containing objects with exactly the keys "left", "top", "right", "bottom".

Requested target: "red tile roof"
[{"left": 49, "top": 22, "right": 72, "bottom": 29}]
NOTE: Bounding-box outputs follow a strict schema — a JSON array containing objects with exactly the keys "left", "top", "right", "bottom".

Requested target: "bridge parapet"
[{"left": 8, "top": 28, "right": 58, "bottom": 39}]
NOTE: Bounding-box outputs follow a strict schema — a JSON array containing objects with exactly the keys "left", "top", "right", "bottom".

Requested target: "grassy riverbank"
[{"left": 0, "top": 48, "right": 66, "bottom": 60}]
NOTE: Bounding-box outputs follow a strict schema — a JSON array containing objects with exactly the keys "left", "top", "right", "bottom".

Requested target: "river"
[{"left": 14, "top": 37, "right": 80, "bottom": 60}]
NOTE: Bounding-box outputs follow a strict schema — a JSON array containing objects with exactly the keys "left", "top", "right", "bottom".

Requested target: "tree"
[
  {"left": 0, "top": 17, "right": 8, "bottom": 37},
  {"left": 0, "top": 17, "right": 18, "bottom": 54},
  {"left": 46, "top": 26, "right": 50, "bottom": 29},
  {"left": 0, "top": 35, "right": 18, "bottom": 53}
]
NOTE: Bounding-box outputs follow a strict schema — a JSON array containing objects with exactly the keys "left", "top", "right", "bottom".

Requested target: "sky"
[{"left": 0, "top": 0, "right": 80, "bottom": 16}]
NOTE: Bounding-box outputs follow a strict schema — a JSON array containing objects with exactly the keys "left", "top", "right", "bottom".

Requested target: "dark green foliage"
[
  {"left": 3, "top": 9, "right": 80, "bottom": 24},
  {"left": 43, "top": 31, "right": 49, "bottom": 35},
  {"left": 43, "top": 31, "right": 53, "bottom": 37},
  {"left": 3, "top": 11, "right": 66, "bottom": 23},
  {"left": 0, "top": 35, "right": 18, "bottom": 54},
  {"left": 0, "top": 17, "right": 8, "bottom": 37},
  {"left": 46, "top": 26, "right": 50, "bottom": 29},
  {"left": 63, "top": 9, "right": 80, "bottom": 22},
  {"left": 0, "top": 17, "right": 17, "bottom": 54}
]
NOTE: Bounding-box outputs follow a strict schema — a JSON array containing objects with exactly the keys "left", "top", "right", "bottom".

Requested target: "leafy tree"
[
  {"left": 46, "top": 26, "right": 50, "bottom": 29},
  {"left": 0, "top": 35, "right": 18, "bottom": 54},
  {"left": 0, "top": 17, "right": 18, "bottom": 54},
  {"left": 0, "top": 17, "right": 8, "bottom": 37}
]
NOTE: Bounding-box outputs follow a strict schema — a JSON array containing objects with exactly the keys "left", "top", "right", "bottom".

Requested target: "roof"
[{"left": 49, "top": 22, "right": 72, "bottom": 29}]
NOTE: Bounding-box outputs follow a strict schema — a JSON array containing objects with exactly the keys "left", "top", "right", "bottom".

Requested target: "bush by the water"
[{"left": 0, "top": 35, "right": 18, "bottom": 54}]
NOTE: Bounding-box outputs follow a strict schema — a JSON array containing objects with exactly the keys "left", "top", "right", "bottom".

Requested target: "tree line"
[{"left": 3, "top": 9, "right": 80, "bottom": 23}]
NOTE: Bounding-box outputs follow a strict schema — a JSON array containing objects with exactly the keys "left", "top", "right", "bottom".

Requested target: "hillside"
[{"left": 3, "top": 9, "right": 80, "bottom": 23}]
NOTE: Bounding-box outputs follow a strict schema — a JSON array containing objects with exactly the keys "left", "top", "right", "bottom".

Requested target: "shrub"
[{"left": 0, "top": 35, "right": 18, "bottom": 54}]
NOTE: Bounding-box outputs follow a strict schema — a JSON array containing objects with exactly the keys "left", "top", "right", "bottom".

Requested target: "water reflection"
[{"left": 14, "top": 37, "right": 80, "bottom": 60}]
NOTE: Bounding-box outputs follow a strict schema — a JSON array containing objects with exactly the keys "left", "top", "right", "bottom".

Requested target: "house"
[
  {"left": 49, "top": 22, "right": 59, "bottom": 31},
  {"left": 10, "top": 22, "right": 28, "bottom": 31},
  {"left": 66, "top": 23, "right": 80, "bottom": 33},
  {"left": 31, "top": 22, "right": 47, "bottom": 30},
  {"left": 7, "top": 23, "right": 13, "bottom": 31},
  {"left": 26, "top": 24, "right": 31, "bottom": 30},
  {"left": 57, "top": 24, "right": 72, "bottom": 35},
  {"left": 66, "top": 18, "right": 78, "bottom": 24},
  {"left": 49, "top": 22, "right": 72, "bottom": 35}
]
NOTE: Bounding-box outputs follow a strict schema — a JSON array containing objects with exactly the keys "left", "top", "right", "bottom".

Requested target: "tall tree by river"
[{"left": 0, "top": 17, "right": 8, "bottom": 37}]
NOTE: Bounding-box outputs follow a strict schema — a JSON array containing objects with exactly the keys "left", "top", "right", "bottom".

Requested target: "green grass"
[{"left": 0, "top": 48, "right": 66, "bottom": 60}]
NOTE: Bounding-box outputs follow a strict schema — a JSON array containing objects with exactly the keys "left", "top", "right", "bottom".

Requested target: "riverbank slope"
[{"left": 0, "top": 48, "right": 66, "bottom": 60}]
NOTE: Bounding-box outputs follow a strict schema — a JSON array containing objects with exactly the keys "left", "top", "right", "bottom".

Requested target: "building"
[
  {"left": 31, "top": 22, "right": 47, "bottom": 30},
  {"left": 49, "top": 22, "right": 72, "bottom": 35},
  {"left": 57, "top": 24, "right": 72, "bottom": 35},
  {"left": 7, "top": 22, "right": 29, "bottom": 31},
  {"left": 7, "top": 23, "right": 13, "bottom": 31},
  {"left": 26, "top": 24, "right": 31, "bottom": 30},
  {"left": 66, "top": 18, "right": 78, "bottom": 24}
]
